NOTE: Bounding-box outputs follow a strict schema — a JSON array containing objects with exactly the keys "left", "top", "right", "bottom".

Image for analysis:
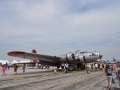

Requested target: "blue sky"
[{"left": 0, "top": 0, "right": 120, "bottom": 62}]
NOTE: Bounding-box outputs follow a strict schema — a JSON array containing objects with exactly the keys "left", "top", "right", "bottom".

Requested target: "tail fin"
[
  {"left": 32, "top": 49, "right": 39, "bottom": 63},
  {"left": 32, "top": 49, "right": 37, "bottom": 53}
]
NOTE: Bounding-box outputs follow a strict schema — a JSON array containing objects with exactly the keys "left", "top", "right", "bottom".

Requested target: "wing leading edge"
[{"left": 8, "top": 51, "right": 61, "bottom": 66}]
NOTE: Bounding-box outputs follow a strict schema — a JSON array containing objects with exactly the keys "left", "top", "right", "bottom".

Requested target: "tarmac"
[
  {"left": 0, "top": 67, "right": 120, "bottom": 90},
  {"left": 0, "top": 67, "right": 54, "bottom": 80}
]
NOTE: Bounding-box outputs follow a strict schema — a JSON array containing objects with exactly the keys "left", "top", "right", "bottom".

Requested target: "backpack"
[{"left": 106, "top": 69, "right": 112, "bottom": 76}]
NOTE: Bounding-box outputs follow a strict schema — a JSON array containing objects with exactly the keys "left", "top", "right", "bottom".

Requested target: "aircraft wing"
[{"left": 8, "top": 51, "right": 61, "bottom": 66}]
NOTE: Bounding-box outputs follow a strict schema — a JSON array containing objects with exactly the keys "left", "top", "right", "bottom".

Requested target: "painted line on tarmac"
[
  {"left": 13, "top": 77, "right": 25, "bottom": 80},
  {"left": 0, "top": 71, "right": 103, "bottom": 89}
]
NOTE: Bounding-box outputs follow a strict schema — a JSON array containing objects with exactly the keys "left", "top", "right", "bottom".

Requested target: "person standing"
[
  {"left": 1, "top": 64, "right": 6, "bottom": 76},
  {"left": 102, "top": 64, "right": 105, "bottom": 70},
  {"left": 38, "top": 64, "right": 41, "bottom": 69},
  {"left": 61, "top": 63, "right": 65, "bottom": 72},
  {"left": 105, "top": 64, "right": 113, "bottom": 90},
  {"left": 8, "top": 63, "right": 10, "bottom": 70},
  {"left": 86, "top": 63, "right": 91, "bottom": 77},
  {"left": 5, "top": 62, "right": 8, "bottom": 70},
  {"left": 100, "top": 63, "right": 103, "bottom": 71},
  {"left": 64, "top": 63, "right": 69, "bottom": 73},
  {"left": 14, "top": 64, "right": 18, "bottom": 74},
  {"left": 95, "top": 63, "right": 98, "bottom": 71},
  {"left": 22, "top": 63, "right": 26, "bottom": 72}
]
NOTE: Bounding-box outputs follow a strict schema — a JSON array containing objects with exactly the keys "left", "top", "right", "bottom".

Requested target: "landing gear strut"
[{"left": 77, "top": 63, "right": 85, "bottom": 70}]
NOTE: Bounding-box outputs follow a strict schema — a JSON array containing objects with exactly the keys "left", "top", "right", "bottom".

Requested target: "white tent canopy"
[
  {"left": 5, "top": 60, "right": 10, "bottom": 63},
  {"left": 10, "top": 60, "right": 19, "bottom": 65},
  {"left": 0, "top": 59, "right": 10, "bottom": 64}
]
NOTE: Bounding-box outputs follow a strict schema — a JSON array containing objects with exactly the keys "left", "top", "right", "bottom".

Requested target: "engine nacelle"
[
  {"left": 78, "top": 55, "right": 85, "bottom": 62},
  {"left": 75, "top": 54, "right": 85, "bottom": 63},
  {"left": 66, "top": 52, "right": 75, "bottom": 61}
]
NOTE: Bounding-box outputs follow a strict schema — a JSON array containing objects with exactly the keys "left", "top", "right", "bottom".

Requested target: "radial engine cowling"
[
  {"left": 75, "top": 54, "right": 85, "bottom": 63},
  {"left": 66, "top": 52, "right": 75, "bottom": 61},
  {"left": 78, "top": 55, "right": 85, "bottom": 63}
]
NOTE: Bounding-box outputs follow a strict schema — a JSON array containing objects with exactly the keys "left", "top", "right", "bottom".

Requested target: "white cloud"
[
  {"left": 63, "top": 5, "right": 120, "bottom": 40},
  {"left": 0, "top": 0, "right": 120, "bottom": 61},
  {"left": 21, "top": 1, "right": 57, "bottom": 21}
]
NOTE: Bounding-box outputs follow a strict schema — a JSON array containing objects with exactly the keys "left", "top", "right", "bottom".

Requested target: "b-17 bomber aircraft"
[{"left": 8, "top": 50, "right": 103, "bottom": 70}]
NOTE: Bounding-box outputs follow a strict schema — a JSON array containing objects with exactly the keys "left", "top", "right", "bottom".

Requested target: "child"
[{"left": 1, "top": 64, "right": 6, "bottom": 76}]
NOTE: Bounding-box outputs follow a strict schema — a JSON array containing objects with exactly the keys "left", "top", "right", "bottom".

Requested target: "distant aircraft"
[{"left": 7, "top": 50, "right": 103, "bottom": 70}]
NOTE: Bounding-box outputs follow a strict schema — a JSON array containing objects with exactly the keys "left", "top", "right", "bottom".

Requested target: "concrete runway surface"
[{"left": 0, "top": 68, "right": 120, "bottom": 90}]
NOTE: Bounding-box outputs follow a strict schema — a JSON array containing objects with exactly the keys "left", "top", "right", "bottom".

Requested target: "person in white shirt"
[
  {"left": 95, "top": 63, "right": 98, "bottom": 71},
  {"left": 86, "top": 63, "right": 91, "bottom": 77}
]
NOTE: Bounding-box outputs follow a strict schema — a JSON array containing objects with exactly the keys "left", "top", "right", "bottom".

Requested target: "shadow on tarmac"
[
  {"left": 11, "top": 70, "right": 53, "bottom": 75},
  {"left": 114, "top": 87, "right": 120, "bottom": 90}
]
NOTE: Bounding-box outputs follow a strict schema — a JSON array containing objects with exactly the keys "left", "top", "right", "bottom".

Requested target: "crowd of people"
[
  {"left": 85, "top": 62, "right": 120, "bottom": 90},
  {"left": 85, "top": 62, "right": 105, "bottom": 77},
  {"left": 59, "top": 62, "right": 105, "bottom": 74},
  {"left": 0, "top": 63, "right": 26, "bottom": 76},
  {"left": 1, "top": 61, "right": 120, "bottom": 90},
  {"left": 105, "top": 63, "right": 120, "bottom": 90},
  {"left": 1, "top": 62, "right": 10, "bottom": 76}
]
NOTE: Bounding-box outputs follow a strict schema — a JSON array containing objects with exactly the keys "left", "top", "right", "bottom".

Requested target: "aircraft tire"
[
  {"left": 69, "top": 65, "right": 74, "bottom": 71},
  {"left": 81, "top": 65, "right": 85, "bottom": 70},
  {"left": 57, "top": 65, "right": 60, "bottom": 69}
]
